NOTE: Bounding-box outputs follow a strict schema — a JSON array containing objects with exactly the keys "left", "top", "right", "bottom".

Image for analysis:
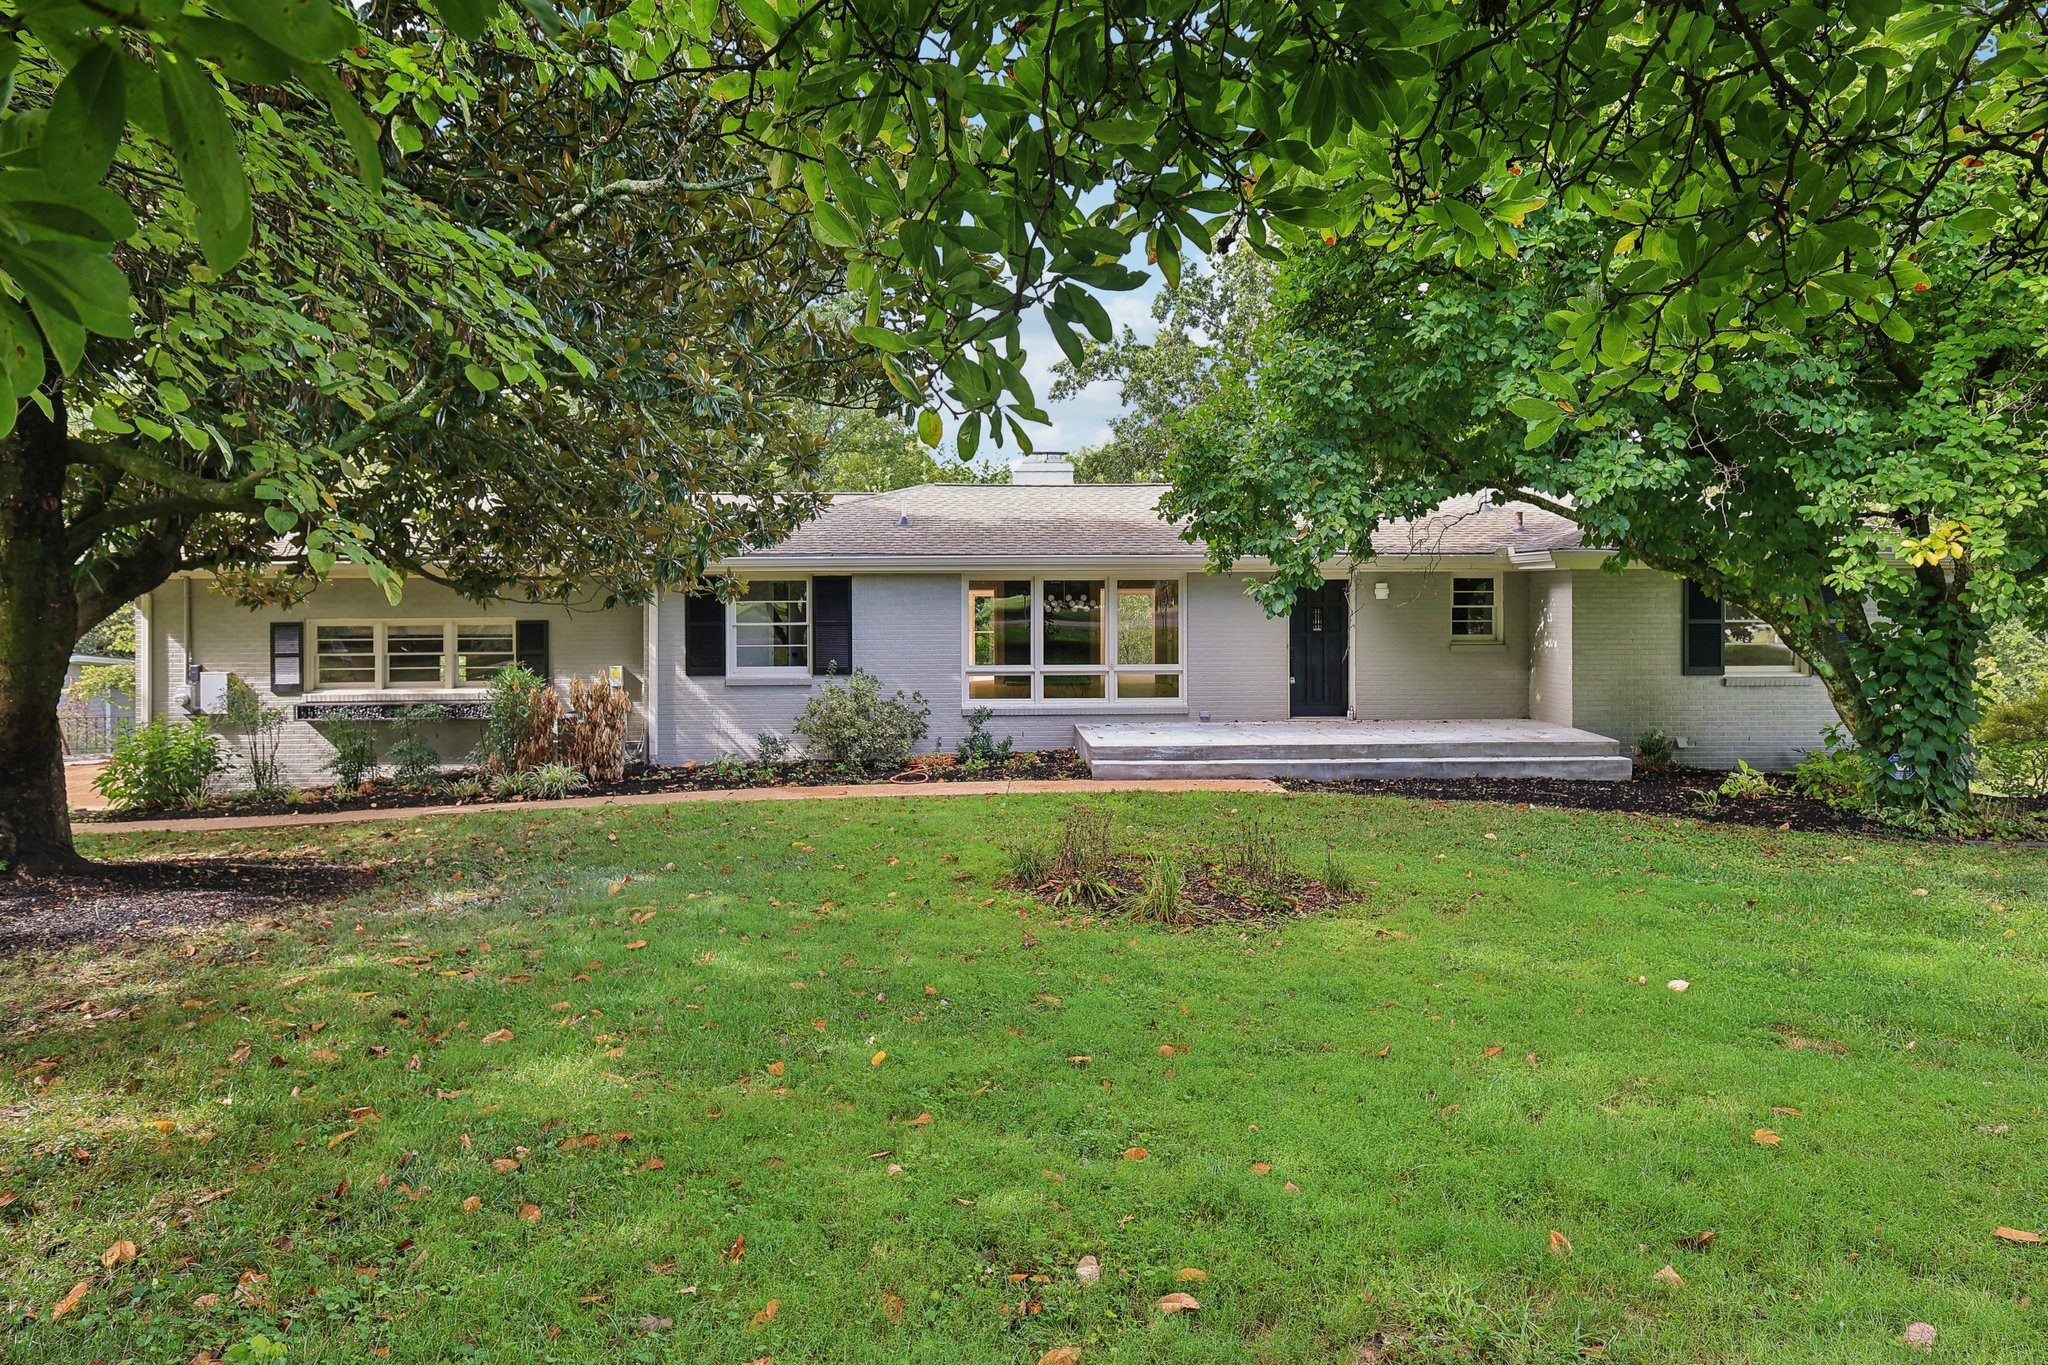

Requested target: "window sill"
[
  {"left": 967, "top": 701, "right": 1190, "bottom": 715},
  {"left": 724, "top": 673, "right": 817, "bottom": 688},
  {"left": 1448, "top": 639, "right": 1507, "bottom": 650},
  {"left": 306, "top": 689, "right": 489, "bottom": 701},
  {"left": 1722, "top": 672, "right": 1812, "bottom": 687}
]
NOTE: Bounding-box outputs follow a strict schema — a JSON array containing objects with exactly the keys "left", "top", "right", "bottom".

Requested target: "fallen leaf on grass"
[
  {"left": 726, "top": 1234, "right": 746, "bottom": 1262},
  {"left": 1994, "top": 1226, "right": 2043, "bottom": 1244},
  {"left": 1675, "top": 1229, "right": 1717, "bottom": 1252},
  {"left": 766, "top": 1061, "right": 785, "bottom": 1076},
  {"left": 1038, "top": 1350, "right": 1081, "bottom": 1365},
  {"left": 192, "top": 1292, "right": 221, "bottom": 1310},
  {"left": 1653, "top": 1264, "right": 1684, "bottom": 1288},
  {"left": 1157, "top": 1292, "right": 1202, "bottom": 1314},
  {"left": 1075, "top": 1254, "right": 1101, "bottom": 1284},
  {"left": 637, "top": 1157, "right": 664, "bottom": 1171},
  {"left": 883, "top": 1290, "right": 905, "bottom": 1323},
  {"left": 1771, "top": 1106, "right": 1804, "bottom": 1117},
  {"left": 308, "top": 1048, "right": 342, "bottom": 1063},
  {"left": 328, "top": 1129, "right": 357, "bottom": 1149},
  {"left": 1904, "top": 1322, "right": 1937, "bottom": 1349},
  {"left": 461, "top": 1196, "right": 482, "bottom": 1213},
  {"left": 482, "top": 1029, "right": 514, "bottom": 1044},
  {"left": 625, "top": 940, "right": 648, "bottom": 951},
  {"left": 749, "top": 1299, "right": 779, "bottom": 1327},
  {"left": 1176, "top": 1267, "right": 1207, "bottom": 1282},
  {"left": 518, "top": 1203, "right": 542, "bottom": 1222},
  {"left": 1548, "top": 1229, "right": 1573, "bottom": 1257},
  {"left": 638, "top": 1314, "right": 672, "bottom": 1333},
  {"left": 906, "top": 1113, "right": 931, "bottom": 1127},
  {"left": 50, "top": 1280, "right": 90, "bottom": 1320},
  {"left": 1752, "top": 1129, "right": 1782, "bottom": 1146},
  {"left": 870, "top": 1051, "right": 887, "bottom": 1068},
  {"left": 559, "top": 1133, "right": 604, "bottom": 1152},
  {"left": 491, "top": 1158, "right": 521, "bottom": 1174},
  {"left": 1122, "top": 1147, "right": 1148, "bottom": 1161},
  {"left": 1250, "top": 1161, "right": 1271, "bottom": 1175},
  {"left": 100, "top": 1239, "right": 137, "bottom": 1268}
]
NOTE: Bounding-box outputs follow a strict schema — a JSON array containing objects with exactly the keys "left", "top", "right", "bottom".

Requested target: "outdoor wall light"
[{"left": 1373, "top": 581, "right": 1390, "bottom": 600}]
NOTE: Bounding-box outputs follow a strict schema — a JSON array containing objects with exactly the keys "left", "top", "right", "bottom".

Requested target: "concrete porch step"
[
  {"left": 1085, "top": 754, "right": 1636, "bottom": 782},
  {"left": 1073, "top": 718, "right": 1634, "bottom": 783}
]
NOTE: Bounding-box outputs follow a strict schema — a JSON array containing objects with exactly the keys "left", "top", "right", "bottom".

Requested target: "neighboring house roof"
[{"left": 731, "top": 484, "right": 1594, "bottom": 565}]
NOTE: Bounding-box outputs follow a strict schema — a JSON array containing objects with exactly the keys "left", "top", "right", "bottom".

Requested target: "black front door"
[{"left": 1289, "top": 580, "right": 1349, "bottom": 717}]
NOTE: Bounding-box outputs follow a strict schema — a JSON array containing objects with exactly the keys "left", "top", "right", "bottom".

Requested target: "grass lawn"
[{"left": 4, "top": 791, "right": 2046, "bottom": 1363}]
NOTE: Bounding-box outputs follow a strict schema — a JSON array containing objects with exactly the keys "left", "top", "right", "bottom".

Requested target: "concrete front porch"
[{"left": 1073, "top": 718, "right": 1634, "bottom": 782}]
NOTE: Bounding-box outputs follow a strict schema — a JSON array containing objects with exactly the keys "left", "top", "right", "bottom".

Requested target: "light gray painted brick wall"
[
  {"left": 1351, "top": 570, "right": 1531, "bottom": 719},
  {"left": 656, "top": 571, "right": 1293, "bottom": 762},
  {"left": 144, "top": 578, "right": 645, "bottom": 788},
  {"left": 1568, "top": 568, "right": 1839, "bottom": 770},
  {"left": 1527, "top": 571, "right": 1573, "bottom": 726}
]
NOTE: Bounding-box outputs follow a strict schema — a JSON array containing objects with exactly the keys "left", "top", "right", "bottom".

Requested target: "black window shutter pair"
[
  {"left": 1681, "top": 581, "right": 1725, "bottom": 676},
  {"left": 684, "top": 577, "right": 852, "bottom": 677}
]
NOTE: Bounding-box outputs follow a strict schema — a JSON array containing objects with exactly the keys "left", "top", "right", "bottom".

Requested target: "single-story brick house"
[{"left": 133, "top": 457, "right": 1841, "bottom": 785}]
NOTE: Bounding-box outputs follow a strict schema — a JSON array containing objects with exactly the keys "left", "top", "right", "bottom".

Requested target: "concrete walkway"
[{"left": 78, "top": 776, "right": 1286, "bottom": 836}]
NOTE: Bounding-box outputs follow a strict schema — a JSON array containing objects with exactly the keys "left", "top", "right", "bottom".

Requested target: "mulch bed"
[
  {"left": 0, "top": 859, "right": 376, "bottom": 958},
  {"left": 1281, "top": 767, "right": 2048, "bottom": 839},
  {"left": 75, "top": 750, "right": 1096, "bottom": 824}
]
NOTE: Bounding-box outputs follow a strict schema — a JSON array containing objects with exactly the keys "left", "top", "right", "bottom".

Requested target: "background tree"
[
  {"left": 804, "top": 407, "right": 1004, "bottom": 490},
  {"left": 1165, "top": 206, "right": 2048, "bottom": 812},
  {"left": 1053, "top": 246, "right": 1268, "bottom": 484}
]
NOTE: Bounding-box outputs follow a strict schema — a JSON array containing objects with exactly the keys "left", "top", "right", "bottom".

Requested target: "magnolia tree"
[{"left": 6, "top": 0, "right": 2048, "bottom": 869}]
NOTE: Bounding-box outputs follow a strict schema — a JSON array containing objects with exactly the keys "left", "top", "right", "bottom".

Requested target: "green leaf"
[
  {"left": 811, "top": 201, "right": 860, "bottom": 250},
  {"left": 296, "top": 63, "right": 383, "bottom": 193},
  {"left": 849, "top": 323, "right": 910, "bottom": 354},
  {"left": 0, "top": 296, "right": 44, "bottom": 398},
  {"left": 42, "top": 43, "right": 124, "bottom": 193},
  {"left": 916, "top": 408, "right": 942, "bottom": 447},
  {"left": 956, "top": 411, "right": 980, "bottom": 461},
  {"left": 433, "top": 0, "right": 496, "bottom": 41},
  {"left": 159, "top": 56, "right": 253, "bottom": 271},
  {"left": 1879, "top": 309, "right": 1914, "bottom": 343},
  {"left": 1692, "top": 371, "right": 1723, "bottom": 393},
  {"left": 464, "top": 362, "right": 499, "bottom": 391},
  {"left": 210, "top": 0, "right": 357, "bottom": 65},
  {"left": 264, "top": 505, "right": 297, "bottom": 535}
]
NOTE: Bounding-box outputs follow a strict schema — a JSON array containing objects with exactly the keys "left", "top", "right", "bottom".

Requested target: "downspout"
[
  {"left": 643, "top": 595, "right": 659, "bottom": 765},
  {"left": 135, "top": 591, "right": 154, "bottom": 720}
]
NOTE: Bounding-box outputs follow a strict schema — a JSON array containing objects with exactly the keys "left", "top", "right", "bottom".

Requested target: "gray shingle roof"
[{"left": 733, "top": 484, "right": 1592, "bottom": 562}]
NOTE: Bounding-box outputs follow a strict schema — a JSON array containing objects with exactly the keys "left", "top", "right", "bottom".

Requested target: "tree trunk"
[{"left": 0, "top": 402, "right": 85, "bottom": 876}]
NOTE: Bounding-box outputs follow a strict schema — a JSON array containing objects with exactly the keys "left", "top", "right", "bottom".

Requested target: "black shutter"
[
  {"left": 1681, "top": 580, "right": 1725, "bottom": 676},
  {"left": 684, "top": 590, "right": 725, "bottom": 677},
  {"left": 515, "top": 620, "right": 550, "bottom": 678},
  {"left": 812, "top": 575, "right": 853, "bottom": 676},
  {"left": 269, "top": 622, "right": 304, "bottom": 696}
]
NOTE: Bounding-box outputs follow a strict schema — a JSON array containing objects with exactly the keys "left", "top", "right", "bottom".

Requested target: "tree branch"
[{"left": 525, "top": 170, "right": 767, "bottom": 248}]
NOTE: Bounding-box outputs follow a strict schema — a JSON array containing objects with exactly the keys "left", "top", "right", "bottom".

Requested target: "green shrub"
[
  {"left": 1716, "top": 760, "right": 1779, "bottom": 800},
  {"left": 792, "top": 669, "right": 930, "bottom": 773},
  {"left": 217, "top": 676, "right": 289, "bottom": 797},
  {"left": 1976, "top": 691, "right": 2048, "bottom": 799},
  {"left": 386, "top": 737, "right": 441, "bottom": 788},
  {"left": 321, "top": 718, "right": 379, "bottom": 791},
  {"left": 754, "top": 730, "right": 792, "bottom": 765},
  {"left": 1635, "top": 728, "right": 1677, "bottom": 767},
  {"left": 1789, "top": 723, "right": 1875, "bottom": 810},
  {"left": 517, "top": 762, "right": 590, "bottom": 800},
  {"left": 94, "top": 719, "right": 225, "bottom": 809},
  {"left": 480, "top": 665, "right": 559, "bottom": 774},
  {"left": 956, "top": 705, "right": 1014, "bottom": 766}
]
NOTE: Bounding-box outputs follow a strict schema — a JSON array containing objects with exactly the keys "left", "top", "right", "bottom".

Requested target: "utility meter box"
[{"left": 195, "top": 670, "right": 230, "bottom": 714}]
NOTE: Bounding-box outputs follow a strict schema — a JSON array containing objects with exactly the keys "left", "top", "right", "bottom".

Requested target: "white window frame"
[
  {"left": 1722, "top": 605, "right": 1804, "bottom": 676},
  {"left": 308, "top": 620, "right": 517, "bottom": 691},
  {"left": 960, "top": 574, "right": 1186, "bottom": 706},
  {"left": 1448, "top": 573, "right": 1504, "bottom": 645},
  {"left": 726, "top": 576, "right": 813, "bottom": 678}
]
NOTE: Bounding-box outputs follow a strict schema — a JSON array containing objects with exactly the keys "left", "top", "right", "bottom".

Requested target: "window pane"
[
  {"left": 1116, "top": 580, "right": 1180, "bottom": 665},
  {"left": 1724, "top": 613, "right": 1796, "bottom": 669},
  {"left": 386, "top": 625, "right": 447, "bottom": 685},
  {"left": 1451, "top": 577, "right": 1497, "bottom": 637},
  {"left": 735, "top": 579, "right": 808, "bottom": 668},
  {"left": 969, "top": 580, "right": 1033, "bottom": 666},
  {"left": 968, "top": 673, "right": 1032, "bottom": 700},
  {"left": 1042, "top": 580, "right": 1105, "bottom": 665},
  {"left": 1044, "top": 673, "right": 1107, "bottom": 700},
  {"left": 457, "top": 624, "right": 516, "bottom": 684},
  {"left": 1116, "top": 671, "right": 1180, "bottom": 699},
  {"left": 315, "top": 626, "right": 376, "bottom": 686}
]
